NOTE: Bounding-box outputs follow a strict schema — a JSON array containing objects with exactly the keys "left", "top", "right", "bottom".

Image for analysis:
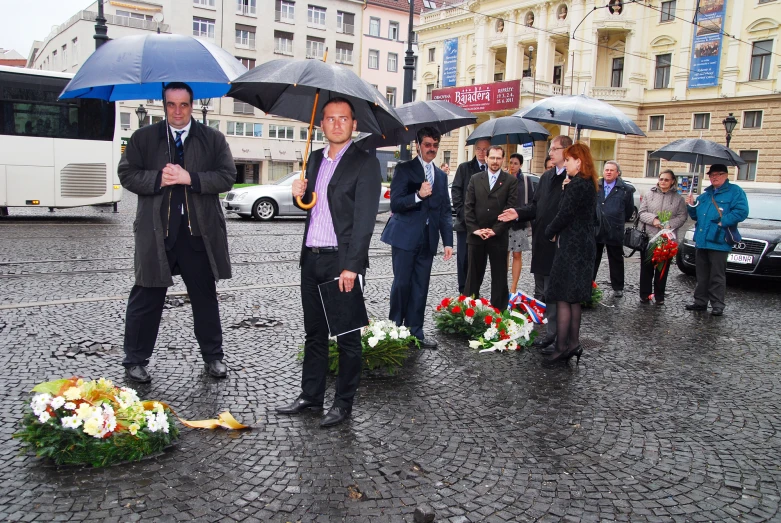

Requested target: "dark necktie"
[
  {"left": 480, "top": 164, "right": 486, "bottom": 171},
  {"left": 174, "top": 130, "right": 185, "bottom": 164}
]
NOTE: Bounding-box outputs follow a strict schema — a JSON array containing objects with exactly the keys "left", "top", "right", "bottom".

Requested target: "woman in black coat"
[{"left": 544, "top": 143, "right": 598, "bottom": 365}]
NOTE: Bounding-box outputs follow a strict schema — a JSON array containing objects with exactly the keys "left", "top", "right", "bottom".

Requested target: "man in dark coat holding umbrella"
[
  {"left": 118, "top": 82, "right": 236, "bottom": 384},
  {"left": 451, "top": 138, "right": 490, "bottom": 293},
  {"left": 498, "top": 135, "right": 572, "bottom": 353}
]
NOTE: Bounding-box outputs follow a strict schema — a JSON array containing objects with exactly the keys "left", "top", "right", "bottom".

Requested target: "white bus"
[{"left": 0, "top": 65, "right": 122, "bottom": 216}]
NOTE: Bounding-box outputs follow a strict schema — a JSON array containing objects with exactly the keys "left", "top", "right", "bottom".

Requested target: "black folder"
[{"left": 317, "top": 276, "right": 369, "bottom": 337}]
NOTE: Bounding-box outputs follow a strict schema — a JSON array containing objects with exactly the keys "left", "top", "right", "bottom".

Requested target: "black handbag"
[{"left": 623, "top": 216, "right": 648, "bottom": 257}]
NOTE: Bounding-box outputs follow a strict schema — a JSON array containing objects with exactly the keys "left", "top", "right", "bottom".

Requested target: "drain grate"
[{"left": 580, "top": 338, "right": 603, "bottom": 350}]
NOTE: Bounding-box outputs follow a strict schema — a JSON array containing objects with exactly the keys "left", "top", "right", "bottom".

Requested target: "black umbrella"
[
  {"left": 354, "top": 100, "right": 476, "bottom": 150},
  {"left": 515, "top": 94, "right": 645, "bottom": 139},
  {"left": 649, "top": 138, "right": 745, "bottom": 167},
  {"left": 465, "top": 116, "right": 550, "bottom": 146},
  {"left": 228, "top": 54, "right": 404, "bottom": 209}
]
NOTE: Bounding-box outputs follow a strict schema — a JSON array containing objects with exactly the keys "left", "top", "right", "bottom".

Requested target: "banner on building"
[
  {"left": 688, "top": 0, "right": 728, "bottom": 88},
  {"left": 432, "top": 80, "right": 521, "bottom": 112},
  {"left": 442, "top": 38, "right": 458, "bottom": 87}
]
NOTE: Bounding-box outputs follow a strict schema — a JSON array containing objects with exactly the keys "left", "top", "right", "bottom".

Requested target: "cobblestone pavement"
[{"left": 1, "top": 195, "right": 780, "bottom": 522}]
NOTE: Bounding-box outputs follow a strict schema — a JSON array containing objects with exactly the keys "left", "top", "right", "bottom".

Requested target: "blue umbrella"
[{"left": 60, "top": 34, "right": 247, "bottom": 101}]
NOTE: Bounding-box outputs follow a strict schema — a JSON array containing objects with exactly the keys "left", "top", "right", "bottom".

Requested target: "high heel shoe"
[
  {"left": 565, "top": 345, "right": 583, "bottom": 365},
  {"left": 544, "top": 345, "right": 572, "bottom": 365}
]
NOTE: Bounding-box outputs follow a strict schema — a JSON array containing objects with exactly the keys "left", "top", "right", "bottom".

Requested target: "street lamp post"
[
  {"left": 528, "top": 45, "right": 535, "bottom": 103},
  {"left": 94, "top": 0, "right": 109, "bottom": 50},
  {"left": 400, "top": 0, "right": 416, "bottom": 161},
  {"left": 722, "top": 112, "right": 738, "bottom": 148},
  {"left": 200, "top": 98, "right": 212, "bottom": 125},
  {"left": 135, "top": 104, "right": 148, "bottom": 128}
]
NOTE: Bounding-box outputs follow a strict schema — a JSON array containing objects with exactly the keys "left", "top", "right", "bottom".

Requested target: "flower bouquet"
[
  {"left": 469, "top": 309, "right": 536, "bottom": 353},
  {"left": 646, "top": 211, "right": 679, "bottom": 279},
  {"left": 298, "top": 319, "right": 419, "bottom": 375},
  {"left": 582, "top": 281, "right": 604, "bottom": 308},
  {"left": 14, "top": 377, "right": 179, "bottom": 467},
  {"left": 433, "top": 295, "right": 500, "bottom": 338}
]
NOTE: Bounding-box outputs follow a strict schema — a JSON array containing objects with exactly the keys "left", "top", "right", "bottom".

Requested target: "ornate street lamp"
[
  {"left": 135, "top": 104, "right": 148, "bottom": 128},
  {"left": 528, "top": 46, "right": 535, "bottom": 103},
  {"left": 722, "top": 112, "right": 738, "bottom": 148},
  {"left": 200, "top": 98, "right": 212, "bottom": 125}
]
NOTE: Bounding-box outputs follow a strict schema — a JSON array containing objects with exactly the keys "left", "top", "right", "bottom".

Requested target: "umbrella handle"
[{"left": 295, "top": 87, "right": 322, "bottom": 210}]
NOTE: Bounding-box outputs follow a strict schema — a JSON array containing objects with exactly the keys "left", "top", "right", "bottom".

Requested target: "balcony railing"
[
  {"left": 275, "top": 11, "right": 295, "bottom": 23},
  {"left": 590, "top": 86, "right": 628, "bottom": 100},
  {"left": 336, "top": 23, "right": 355, "bottom": 35},
  {"left": 40, "top": 10, "right": 170, "bottom": 51},
  {"left": 521, "top": 78, "right": 564, "bottom": 97}
]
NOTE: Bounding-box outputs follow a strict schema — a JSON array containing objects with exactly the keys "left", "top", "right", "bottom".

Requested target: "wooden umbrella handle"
[{"left": 296, "top": 88, "right": 320, "bottom": 210}]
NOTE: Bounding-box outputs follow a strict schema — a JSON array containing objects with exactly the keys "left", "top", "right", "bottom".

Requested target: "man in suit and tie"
[
  {"left": 277, "top": 98, "right": 382, "bottom": 428},
  {"left": 381, "top": 127, "right": 453, "bottom": 349},
  {"left": 464, "top": 146, "right": 518, "bottom": 308},
  {"left": 118, "top": 82, "right": 236, "bottom": 384},
  {"left": 451, "top": 138, "right": 491, "bottom": 294}
]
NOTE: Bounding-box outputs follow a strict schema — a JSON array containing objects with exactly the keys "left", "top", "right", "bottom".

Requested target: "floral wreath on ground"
[{"left": 433, "top": 295, "right": 538, "bottom": 352}]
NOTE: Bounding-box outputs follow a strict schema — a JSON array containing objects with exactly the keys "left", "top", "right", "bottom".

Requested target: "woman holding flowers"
[
  {"left": 543, "top": 143, "right": 598, "bottom": 365},
  {"left": 637, "top": 169, "right": 687, "bottom": 305}
]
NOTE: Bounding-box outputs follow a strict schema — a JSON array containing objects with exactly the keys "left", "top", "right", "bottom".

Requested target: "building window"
[
  {"left": 61, "top": 45, "right": 67, "bottom": 70},
  {"left": 743, "top": 110, "right": 763, "bottom": 129},
  {"left": 443, "top": 151, "right": 451, "bottom": 166},
  {"left": 233, "top": 100, "right": 255, "bottom": 114},
  {"left": 120, "top": 112, "right": 131, "bottom": 130},
  {"left": 117, "top": 9, "right": 153, "bottom": 21},
  {"left": 193, "top": 17, "right": 215, "bottom": 39},
  {"left": 553, "top": 65, "right": 562, "bottom": 85},
  {"left": 750, "top": 40, "right": 773, "bottom": 81},
  {"left": 238, "top": 57, "right": 255, "bottom": 69},
  {"left": 306, "top": 37, "right": 325, "bottom": 59},
  {"left": 494, "top": 72, "right": 504, "bottom": 81},
  {"left": 369, "top": 17, "right": 380, "bottom": 37},
  {"left": 412, "top": 89, "right": 417, "bottom": 101},
  {"left": 387, "top": 52, "right": 398, "bottom": 72},
  {"left": 235, "top": 27, "right": 256, "bottom": 49},
  {"left": 276, "top": 0, "right": 295, "bottom": 22},
  {"left": 236, "top": 0, "right": 256, "bottom": 16},
  {"left": 308, "top": 5, "right": 326, "bottom": 27},
  {"left": 611, "top": 57, "right": 624, "bottom": 87},
  {"left": 649, "top": 115, "right": 664, "bottom": 131},
  {"left": 654, "top": 53, "right": 671, "bottom": 88},
  {"left": 428, "top": 47, "right": 435, "bottom": 62},
  {"left": 692, "top": 113, "right": 710, "bottom": 130},
  {"left": 52, "top": 50, "right": 58, "bottom": 70},
  {"left": 413, "top": 56, "right": 418, "bottom": 80},
  {"left": 737, "top": 151, "right": 758, "bottom": 181},
  {"left": 660, "top": 0, "right": 675, "bottom": 22},
  {"left": 194, "top": 0, "right": 215, "bottom": 6},
  {"left": 227, "top": 121, "right": 261, "bottom": 137},
  {"left": 337, "top": 11, "right": 354, "bottom": 35},
  {"left": 300, "top": 127, "right": 324, "bottom": 141},
  {"left": 386, "top": 87, "right": 397, "bottom": 106},
  {"left": 274, "top": 31, "right": 293, "bottom": 55},
  {"left": 646, "top": 152, "right": 660, "bottom": 178},
  {"left": 71, "top": 38, "right": 78, "bottom": 65},
  {"left": 426, "top": 83, "right": 434, "bottom": 100},
  {"left": 208, "top": 120, "right": 220, "bottom": 130},
  {"left": 335, "top": 41, "right": 353, "bottom": 64},
  {"left": 758, "top": 0, "right": 775, "bottom": 3},
  {"left": 368, "top": 49, "right": 379, "bottom": 69},
  {"left": 269, "top": 124, "right": 295, "bottom": 139},
  {"left": 389, "top": 21, "right": 399, "bottom": 40}
]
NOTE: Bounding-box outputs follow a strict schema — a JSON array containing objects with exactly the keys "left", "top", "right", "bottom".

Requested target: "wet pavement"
[{"left": 1, "top": 194, "right": 780, "bottom": 522}]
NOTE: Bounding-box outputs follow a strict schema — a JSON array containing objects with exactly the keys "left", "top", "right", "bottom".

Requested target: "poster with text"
[
  {"left": 442, "top": 38, "right": 458, "bottom": 87},
  {"left": 688, "top": 0, "right": 727, "bottom": 88}
]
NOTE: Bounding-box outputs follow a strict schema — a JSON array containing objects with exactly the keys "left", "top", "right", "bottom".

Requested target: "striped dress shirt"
[{"left": 305, "top": 141, "right": 352, "bottom": 247}]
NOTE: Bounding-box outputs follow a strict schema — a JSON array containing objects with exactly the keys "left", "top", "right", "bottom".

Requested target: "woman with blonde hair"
[{"left": 543, "top": 143, "right": 598, "bottom": 365}]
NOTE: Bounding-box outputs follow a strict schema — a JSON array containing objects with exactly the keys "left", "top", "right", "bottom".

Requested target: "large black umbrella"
[
  {"left": 514, "top": 94, "right": 645, "bottom": 139},
  {"left": 465, "top": 116, "right": 550, "bottom": 145},
  {"left": 649, "top": 138, "right": 745, "bottom": 167},
  {"left": 354, "top": 100, "right": 476, "bottom": 149},
  {"left": 228, "top": 56, "right": 403, "bottom": 209}
]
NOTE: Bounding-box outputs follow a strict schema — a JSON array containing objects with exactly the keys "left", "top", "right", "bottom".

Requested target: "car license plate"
[{"left": 728, "top": 253, "right": 753, "bottom": 264}]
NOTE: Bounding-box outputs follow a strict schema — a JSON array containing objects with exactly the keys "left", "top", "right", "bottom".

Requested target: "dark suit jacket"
[
  {"left": 464, "top": 170, "right": 518, "bottom": 246},
  {"left": 295, "top": 143, "right": 382, "bottom": 274},
  {"left": 596, "top": 177, "right": 635, "bottom": 246},
  {"left": 451, "top": 156, "right": 483, "bottom": 232},
  {"left": 381, "top": 158, "right": 453, "bottom": 253}
]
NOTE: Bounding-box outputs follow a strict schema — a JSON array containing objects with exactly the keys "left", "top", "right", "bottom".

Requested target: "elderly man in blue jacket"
[{"left": 685, "top": 164, "right": 748, "bottom": 316}]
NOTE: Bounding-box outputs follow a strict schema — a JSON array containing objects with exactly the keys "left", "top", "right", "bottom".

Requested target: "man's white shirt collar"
[
  {"left": 169, "top": 121, "right": 192, "bottom": 143},
  {"left": 556, "top": 166, "right": 566, "bottom": 175},
  {"left": 419, "top": 156, "right": 434, "bottom": 171},
  {"left": 487, "top": 167, "right": 501, "bottom": 177}
]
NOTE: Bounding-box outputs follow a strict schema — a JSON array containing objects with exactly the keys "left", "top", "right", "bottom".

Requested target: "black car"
[{"left": 677, "top": 192, "right": 781, "bottom": 278}]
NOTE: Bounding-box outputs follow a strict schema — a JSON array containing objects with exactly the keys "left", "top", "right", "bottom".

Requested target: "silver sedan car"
[{"left": 222, "top": 171, "right": 391, "bottom": 221}]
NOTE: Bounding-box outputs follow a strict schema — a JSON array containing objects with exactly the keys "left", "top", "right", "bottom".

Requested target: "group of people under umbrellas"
[{"left": 61, "top": 33, "right": 749, "bottom": 428}]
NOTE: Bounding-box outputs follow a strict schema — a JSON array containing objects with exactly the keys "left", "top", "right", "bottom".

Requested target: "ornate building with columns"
[{"left": 416, "top": 0, "right": 780, "bottom": 184}]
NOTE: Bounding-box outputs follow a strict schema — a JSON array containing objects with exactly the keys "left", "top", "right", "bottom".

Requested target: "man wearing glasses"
[
  {"left": 451, "top": 138, "right": 491, "bottom": 294},
  {"left": 498, "top": 135, "right": 572, "bottom": 353},
  {"left": 685, "top": 164, "right": 748, "bottom": 316}
]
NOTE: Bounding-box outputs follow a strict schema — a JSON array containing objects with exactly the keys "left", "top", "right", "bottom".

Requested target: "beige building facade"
[{"left": 416, "top": 0, "right": 780, "bottom": 184}]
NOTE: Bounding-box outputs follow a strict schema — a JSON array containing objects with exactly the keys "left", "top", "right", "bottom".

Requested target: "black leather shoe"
[
  {"left": 320, "top": 406, "right": 351, "bottom": 427},
  {"left": 532, "top": 335, "right": 556, "bottom": 348},
  {"left": 614, "top": 290, "right": 624, "bottom": 298},
  {"left": 639, "top": 297, "right": 651, "bottom": 304},
  {"left": 685, "top": 303, "right": 707, "bottom": 311},
  {"left": 711, "top": 308, "right": 724, "bottom": 316},
  {"left": 125, "top": 365, "right": 151, "bottom": 384},
  {"left": 419, "top": 338, "right": 438, "bottom": 349},
  {"left": 205, "top": 360, "right": 227, "bottom": 378},
  {"left": 540, "top": 342, "right": 557, "bottom": 355},
  {"left": 276, "top": 397, "right": 323, "bottom": 415}
]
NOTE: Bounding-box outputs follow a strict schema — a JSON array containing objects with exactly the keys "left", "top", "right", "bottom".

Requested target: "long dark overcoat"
[{"left": 118, "top": 119, "right": 236, "bottom": 287}]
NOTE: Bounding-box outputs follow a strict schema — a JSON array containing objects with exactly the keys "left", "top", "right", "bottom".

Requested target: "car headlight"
[
  {"left": 684, "top": 229, "right": 695, "bottom": 242},
  {"left": 233, "top": 191, "right": 249, "bottom": 202},
  {"left": 774, "top": 242, "right": 781, "bottom": 253}
]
